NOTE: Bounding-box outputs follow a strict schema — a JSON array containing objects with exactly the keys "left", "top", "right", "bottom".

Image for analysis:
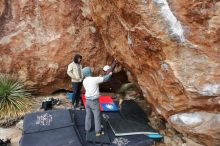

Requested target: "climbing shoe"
[{"left": 96, "top": 131, "right": 104, "bottom": 136}]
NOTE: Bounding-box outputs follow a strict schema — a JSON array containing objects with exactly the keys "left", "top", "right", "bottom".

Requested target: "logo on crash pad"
[
  {"left": 36, "top": 113, "right": 53, "bottom": 126},
  {"left": 101, "top": 103, "right": 119, "bottom": 111},
  {"left": 106, "top": 104, "right": 114, "bottom": 109}
]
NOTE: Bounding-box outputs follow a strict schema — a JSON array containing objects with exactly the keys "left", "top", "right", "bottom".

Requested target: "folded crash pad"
[
  {"left": 20, "top": 109, "right": 82, "bottom": 146},
  {"left": 108, "top": 117, "right": 158, "bottom": 136},
  {"left": 82, "top": 94, "right": 119, "bottom": 111}
]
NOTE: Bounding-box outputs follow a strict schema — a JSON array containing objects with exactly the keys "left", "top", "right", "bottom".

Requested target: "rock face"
[
  {"left": 0, "top": 0, "right": 110, "bottom": 94},
  {"left": 0, "top": 0, "right": 220, "bottom": 145},
  {"left": 85, "top": 1, "right": 220, "bottom": 145}
]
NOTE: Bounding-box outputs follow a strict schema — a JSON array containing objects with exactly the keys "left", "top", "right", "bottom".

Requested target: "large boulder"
[
  {"left": 169, "top": 112, "right": 220, "bottom": 145},
  {"left": 85, "top": 0, "right": 220, "bottom": 145}
]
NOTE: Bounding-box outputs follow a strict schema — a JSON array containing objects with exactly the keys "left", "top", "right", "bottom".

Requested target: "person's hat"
[
  {"left": 103, "top": 65, "right": 111, "bottom": 72},
  {"left": 82, "top": 67, "right": 92, "bottom": 77}
]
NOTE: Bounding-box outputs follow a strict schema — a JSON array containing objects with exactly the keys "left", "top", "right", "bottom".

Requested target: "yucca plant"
[{"left": 0, "top": 74, "right": 32, "bottom": 120}]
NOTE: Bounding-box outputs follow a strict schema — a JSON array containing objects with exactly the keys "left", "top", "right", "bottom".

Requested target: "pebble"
[
  {"left": 16, "top": 120, "right": 23, "bottom": 130},
  {"left": 164, "top": 136, "right": 171, "bottom": 144}
]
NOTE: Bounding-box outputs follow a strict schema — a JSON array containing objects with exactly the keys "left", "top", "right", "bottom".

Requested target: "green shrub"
[{"left": 0, "top": 74, "right": 32, "bottom": 119}]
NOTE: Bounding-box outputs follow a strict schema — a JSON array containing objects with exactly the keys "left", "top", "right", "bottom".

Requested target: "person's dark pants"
[
  {"left": 85, "top": 99, "right": 101, "bottom": 133},
  {"left": 72, "top": 82, "right": 82, "bottom": 107}
]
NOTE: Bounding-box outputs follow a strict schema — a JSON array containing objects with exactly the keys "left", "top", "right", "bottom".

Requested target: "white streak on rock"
[
  {"left": 156, "top": 108, "right": 162, "bottom": 114},
  {"left": 153, "top": 0, "right": 185, "bottom": 42},
  {"left": 170, "top": 112, "right": 203, "bottom": 126},
  {"left": 200, "top": 84, "right": 220, "bottom": 96}
]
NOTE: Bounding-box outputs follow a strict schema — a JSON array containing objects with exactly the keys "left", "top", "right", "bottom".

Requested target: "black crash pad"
[
  {"left": 20, "top": 126, "right": 82, "bottom": 146},
  {"left": 105, "top": 100, "right": 157, "bottom": 136},
  {"left": 108, "top": 118, "right": 157, "bottom": 136},
  {"left": 86, "top": 119, "right": 110, "bottom": 144},
  {"left": 20, "top": 109, "right": 82, "bottom": 146},
  {"left": 120, "top": 100, "right": 149, "bottom": 124},
  {"left": 73, "top": 110, "right": 111, "bottom": 144},
  {"left": 86, "top": 130, "right": 110, "bottom": 144},
  {"left": 73, "top": 110, "right": 155, "bottom": 146},
  {"left": 106, "top": 121, "right": 155, "bottom": 146},
  {"left": 23, "top": 109, "right": 74, "bottom": 133}
]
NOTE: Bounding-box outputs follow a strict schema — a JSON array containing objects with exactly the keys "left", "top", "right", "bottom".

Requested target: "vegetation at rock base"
[{"left": 0, "top": 74, "right": 32, "bottom": 120}]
